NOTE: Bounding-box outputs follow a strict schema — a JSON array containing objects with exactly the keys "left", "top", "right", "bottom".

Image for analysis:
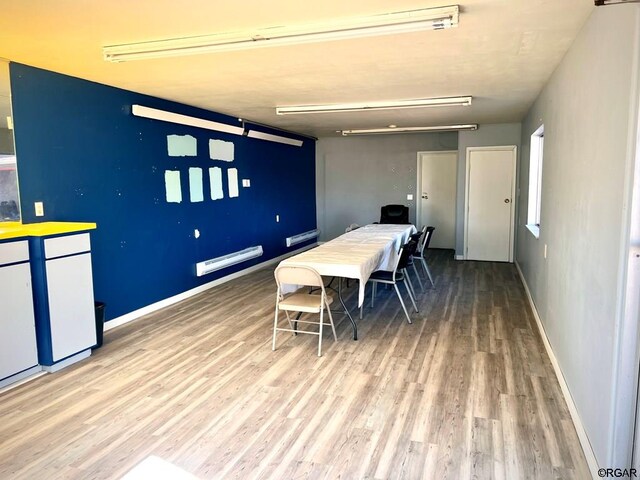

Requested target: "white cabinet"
[
  {"left": 31, "top": 232, "right": 96, "bottom": 369},
  {"left": 46, "top": 252, "right": 96, "bottom": 361},
  {"left": 0, "top": 240, "right": 39, "bottom": 385}
]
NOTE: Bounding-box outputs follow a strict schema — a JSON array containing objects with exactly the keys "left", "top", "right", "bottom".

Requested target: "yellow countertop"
[{"left": 0, "top": 222, "right": 97, "bottom": 241}]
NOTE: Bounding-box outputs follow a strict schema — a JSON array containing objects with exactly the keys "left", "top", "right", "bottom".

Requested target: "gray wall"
[
  {"left": 517, "top": 5, "right": 640, "bottom": 467},
  {"left": 456, "top": 123, "right": 522, "bottom": 256},
  {"left": 316, "top": 132, "right": 457, "bottom": 241}
]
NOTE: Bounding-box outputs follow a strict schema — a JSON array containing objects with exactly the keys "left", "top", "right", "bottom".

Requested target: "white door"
[
  {"left": 417, "top": 151, "right": 457, "bottom": 249},
  {"left": 465, "top": 146, "right": 517, "bottom": 262}
]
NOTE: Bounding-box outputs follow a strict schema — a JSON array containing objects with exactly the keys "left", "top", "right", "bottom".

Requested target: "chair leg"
[
  {"left": 272, "top": 304, "right": 280, "bottom": 351},
  {"left": 421, "top": 257, "right": 434, "bottom": 287},
  {"left": 318, "top": 307, "right": 324, "bottom": 357},
  {"left": 326, "top": 300, "right": 338, "bottom": 341},
  {"left": 371, "top": 282, "right": 377, "bottom": 308},
  {"left": 393, "top": 283, "right": 412, "bottom": 324},
  {"left": 403, "top": 269, "right": 418, "bottom": 309},
  {"left": 402, "top": 278, "right": 419, "bottom": 313},
  {"left": 412, "top": 262, "right": 425, "bottom": 292},
  {"left": 284, "top": 310, "right": 294, "bottom": 330}
]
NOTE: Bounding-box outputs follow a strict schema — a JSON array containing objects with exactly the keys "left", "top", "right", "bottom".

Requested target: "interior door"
[
  {"left": 465, "top": 147, "right": 516, "bottom": 262},
  {"left": 418, "top": 151, "right": 457, "bottom": 249}
]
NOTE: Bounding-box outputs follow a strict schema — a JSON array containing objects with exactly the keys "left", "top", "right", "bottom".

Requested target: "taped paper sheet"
[
  {"left": 188, "top": 167, "right": 204, "bottom": 202},
  {"left": 209, "top": 139, "right": 234, "bottom": 162},
  {"left": 167, "top": 135, "right": 197, "bottom": 157},
  {"left": 164, "top": 170, "right": 182, "bottom": 203},
  {"left": 209, "top": 167, "right": 224, "bottom": 200},
  {"left": 228, "top": 168, "right": 239, "bottom": 198}
]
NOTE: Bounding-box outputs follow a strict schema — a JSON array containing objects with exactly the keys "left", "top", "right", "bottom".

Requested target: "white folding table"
[{"left": 278, "top": 224, "right": 416, "bottom": 339}]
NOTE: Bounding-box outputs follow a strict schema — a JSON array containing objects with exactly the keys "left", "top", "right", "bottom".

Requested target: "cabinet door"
[
  {"left": 46, "top": 253, "right": 96, "bottom": 361},
  {"left": 0, "top": 263, "right": 38, "bottom": 380}
]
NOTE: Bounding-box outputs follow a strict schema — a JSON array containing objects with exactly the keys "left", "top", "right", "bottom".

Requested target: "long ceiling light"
[
  {"left": 103, "top": 5, "right": 459, "bottom": 62},
  {"left": 340, "top": 124, "right": 478, "bottom": 136},
  {"left": 276, "top": 96, "right": 471, "bottom": 115}
]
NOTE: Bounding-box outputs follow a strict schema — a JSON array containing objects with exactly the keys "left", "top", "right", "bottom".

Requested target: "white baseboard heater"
[
  {"left": 196, "top": 245, "right": 263, "bottom": 277},
  {"left": 286, "top": 229, "right": 319, "bottom": 247}
]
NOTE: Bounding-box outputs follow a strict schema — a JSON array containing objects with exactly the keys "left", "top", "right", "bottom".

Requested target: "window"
[
  {"left": 0, "top": 60, "right": 20, "bottom": 222},
  {"left": 527, "top": 125, "right": 544, "bottom": 238}
]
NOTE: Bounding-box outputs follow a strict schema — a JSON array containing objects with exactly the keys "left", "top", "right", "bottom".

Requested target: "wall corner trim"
[
  {"left": 105, "top": 243, "right": 318, "bottom": 332},
  {"left": 515, "top": 261, "right": 599, "bottom": 479}
]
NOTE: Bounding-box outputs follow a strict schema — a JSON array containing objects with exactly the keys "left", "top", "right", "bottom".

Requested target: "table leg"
[
  {"left": 338, "top": 277, "right": 358, "bottom": 341},
  {"left": 294, "top": 312, "right": 301, "bottom": 335}
]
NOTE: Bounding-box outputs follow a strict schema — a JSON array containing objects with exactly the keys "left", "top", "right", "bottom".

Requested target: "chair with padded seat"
[
  {"left": 379, "top": 204, "right": 410, "bottom": 224},
  {"left": 272, "top": 264, "right": 337, "bottom": 356},
  {"left": 368, "top": 240, "right": 419, "bottom": 324},
  {"left": 413, "top": 226, "right": 435, "bottom": 287},
  {"left": 407, "top": 230, "right": 425, "bottom": 292}
]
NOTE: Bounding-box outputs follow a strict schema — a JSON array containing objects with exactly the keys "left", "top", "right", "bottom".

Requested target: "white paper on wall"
[
  {"left": 167, "top": 134, "right": 197, "bottom": 157},
  {"left": 188, "top": 167, "right": 204, "bottom": 203},
  {"left": 228, "top": 168, "right": 239, "bottom": 198},
  {"left": 164, "top": 170, "right": 182, "bottom": 203},
  {"left": 209, "top": 167, "right": 224, "bottom": 200},
  {"left": 209, "top": 139, "right": 234, "bottom": 162}
]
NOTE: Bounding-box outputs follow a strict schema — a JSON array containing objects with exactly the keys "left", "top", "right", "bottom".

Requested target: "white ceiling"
[{"left": 0, "top": 0, "right": 594, "bottom": 137}]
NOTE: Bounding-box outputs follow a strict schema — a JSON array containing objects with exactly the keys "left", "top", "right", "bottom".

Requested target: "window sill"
[{"left": 526, "top": 224, "right": 540, "bottom": 239}]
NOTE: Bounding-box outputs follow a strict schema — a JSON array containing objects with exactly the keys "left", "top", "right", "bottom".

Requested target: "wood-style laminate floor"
[{"left": 0, "top": 251, "right": 590, "bottom": 480}]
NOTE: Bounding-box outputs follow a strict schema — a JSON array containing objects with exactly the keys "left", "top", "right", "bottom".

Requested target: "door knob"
[{"left": 504, "top": 199, "right": 511, "bottom": 204}]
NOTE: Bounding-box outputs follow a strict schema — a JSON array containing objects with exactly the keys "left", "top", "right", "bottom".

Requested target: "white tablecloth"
[{"left": 278, "top": 224, "right": 416, "bottom": 306}]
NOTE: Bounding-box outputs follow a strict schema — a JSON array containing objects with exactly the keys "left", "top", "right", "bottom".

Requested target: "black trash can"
[{"left": 94, "top": 302, "right": 105, "bottom": 349}]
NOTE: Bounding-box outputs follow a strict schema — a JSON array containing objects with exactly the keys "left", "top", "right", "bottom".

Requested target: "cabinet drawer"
[
  {"left": 0, "top": 240, "right": 29, "bottom": 266},
  {"left": 44, "top": 233, "right": 91, "bottom": 259}
]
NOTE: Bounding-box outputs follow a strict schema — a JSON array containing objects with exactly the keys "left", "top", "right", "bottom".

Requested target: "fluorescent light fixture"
[
  {"left": 104, "top": 6, "right": 459, "bottom": 62},
  {"left": 132, "top": 105, "right": 244, "bottom": 136},
  {"left": 340, "top": 124, "right": 478, "bottom": 136},
  {"left": 246, "top": 130, "right": 303, "bottom": 147},
  {"left": 286, "top": 229, "right": 320, "bottom": 247},
  {"left": 196, "top": 246, "right": 263, "bottom": 276},
  {"left": 276, "top": 96, "right": 472, "bottom": 115}
]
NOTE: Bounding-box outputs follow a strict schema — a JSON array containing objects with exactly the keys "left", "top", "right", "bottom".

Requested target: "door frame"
[
  {"left": 463, "top": 145, "right": 517, "bottom": 262},
  {"left": 415, "top": 150, "right": 458, "bottom": 231}
]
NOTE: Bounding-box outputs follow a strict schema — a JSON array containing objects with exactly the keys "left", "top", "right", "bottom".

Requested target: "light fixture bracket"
[{"left": 594, "top": 0, "right": 639, "bottom": 5}]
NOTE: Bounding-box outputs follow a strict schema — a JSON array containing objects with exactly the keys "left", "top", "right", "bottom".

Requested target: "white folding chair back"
[
  {"left": 275, "top": 265, "right": 325, "bottom": 288},
  {"left": 273, "top": 265, "right": 337, "bottom": 356}
]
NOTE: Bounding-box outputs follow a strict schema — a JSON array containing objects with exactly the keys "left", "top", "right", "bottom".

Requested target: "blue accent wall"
[{"left": 10, "top": 63, "right": 316, "bottom": 321}]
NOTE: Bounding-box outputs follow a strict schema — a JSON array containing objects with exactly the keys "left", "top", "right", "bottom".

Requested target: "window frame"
[{"left": 527, "top": 125, "right": 544, "bottom": 238}]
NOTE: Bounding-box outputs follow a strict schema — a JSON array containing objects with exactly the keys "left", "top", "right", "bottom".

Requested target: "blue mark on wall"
[{"left": 10, "top": 63, "right": 316, "bottom": 321}]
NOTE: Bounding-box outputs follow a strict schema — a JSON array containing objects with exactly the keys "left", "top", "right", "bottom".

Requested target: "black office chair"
[
  {"left": 413, "top": 226, "right": 435, "bottom": 287},
  {"left": 407, "top": 230, "right": 425, "bottom": 292},
  {"left": 368, "top": 240, "right": 419, "bottom": 324},
  {"left": 379, "top": 204, "right": 410, "bottom": 224}
]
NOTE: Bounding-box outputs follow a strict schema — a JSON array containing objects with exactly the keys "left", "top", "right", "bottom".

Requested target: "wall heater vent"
[
  {"left": 286, "top": 229, "right": 320, "bottom": 247},
  {"left": 196, "top": 245, "right": 263, "bottom": 277}
]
